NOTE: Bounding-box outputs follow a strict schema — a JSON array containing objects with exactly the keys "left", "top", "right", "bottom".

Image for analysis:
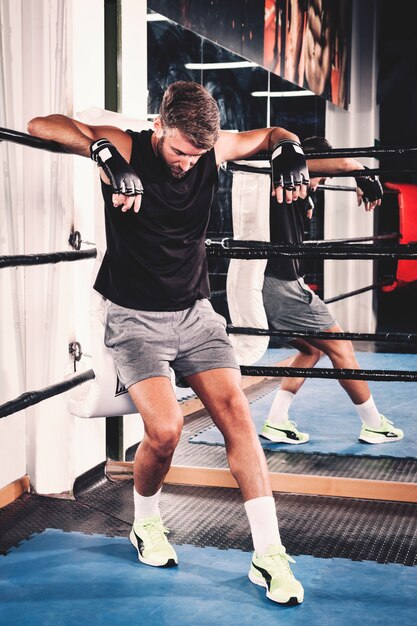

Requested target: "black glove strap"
[{"left": 89, "top": 138, "right": 143, "bottom": 196}]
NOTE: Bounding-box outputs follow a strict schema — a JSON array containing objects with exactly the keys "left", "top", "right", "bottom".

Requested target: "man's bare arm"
[
  {"left": 215, "top": 127, "right": 309, "bottom": 204},
  {"left": 307, "top": 156, "right": 383, "bottom": 211},
  {"left": 27, "top": 114, "right": 142, "bottom": 212}
]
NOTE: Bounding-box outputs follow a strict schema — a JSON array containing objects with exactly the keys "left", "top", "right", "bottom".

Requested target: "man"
[
  {"left": 28, "top": 81, "right": 309, "bottom": 605},
  {"left": 261, "top": 136, "right": 404, "bottom": 445}
]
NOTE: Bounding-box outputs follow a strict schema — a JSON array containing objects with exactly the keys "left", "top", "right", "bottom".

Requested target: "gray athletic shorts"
[
  {"left": 104, "top": 298, "right": 239, "bottom": 388},
  {"left": 263, "top": 274, "right": 336, "bottom": 332}
]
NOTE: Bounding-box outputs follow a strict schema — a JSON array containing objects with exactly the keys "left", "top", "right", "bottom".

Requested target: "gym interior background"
[{"left": 1, "top": 0, "right": 417, "bottom": 584}]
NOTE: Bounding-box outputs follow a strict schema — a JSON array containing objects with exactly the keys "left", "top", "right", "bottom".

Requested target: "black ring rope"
[
  {"left": 2, "top": 127, "right": 416, "bottom": 172},
  {"left": 225, "top": 161, "right": 417, "bottom": 178},
  {"left": 0, "top": 248, "right": 97, "bottom": 269},
  {"left": 240, "top": 365, "right": 417, "bottom": 382},
  {"left": 0, "top": 369, "right": 95, "bottom": 419},
  {"left": 309, "top": 168, "right": 417, "bottom": 177},
  {"left": 3, "top": 237, "right": 405, "bottom": 269},
  {"left": 206, "top": 240, "right": 417, "bottom": 260},
  {"left": 0, "top": 132, "right": 414, "bottom": 414},
  {"left": 0, "top": 127, "right": 66, "bottom": 153},
  {"left": 228, "top": 326, "right": 417, "bottom": 343},
  {"left": 246, "top": 146, "right": 417, "bottom": 161}
]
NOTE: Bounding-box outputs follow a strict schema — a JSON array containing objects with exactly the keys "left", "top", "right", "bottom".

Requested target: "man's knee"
[
  {"left": 145, "top": 416, "right": 183, "bottom": 458},
  {"left": 322, "top": 339, "right": 357, "bottom": 363},
  {"left": 217, "top": 386, "right": 249, "bottom": 415},
  {"left": 297, "top": 341, "right": 323, "bottom": 361}
]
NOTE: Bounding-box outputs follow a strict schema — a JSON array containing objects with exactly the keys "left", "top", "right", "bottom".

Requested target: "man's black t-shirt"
[
  {"left": 265, "top": 196, "right": 310, "bottom": 280},
  {"left": 94, "top": 129, "right": 218, "bottom": 311}
]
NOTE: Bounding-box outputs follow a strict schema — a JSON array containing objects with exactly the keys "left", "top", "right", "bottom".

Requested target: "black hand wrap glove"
[
  {"left": 271, "top": 139, "right": 309, "bottom": 190},
  {"left": 355, "top": 168, "right": 383, "bottom": 202},
  {"left": 90, "top": 138, "right": 143, "bottom": 196}
]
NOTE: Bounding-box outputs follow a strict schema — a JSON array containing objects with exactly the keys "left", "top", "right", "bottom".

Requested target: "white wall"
[
  {"left": 0, "top": 0, "right": 27, "bottom": 489},
  {"left": 120, "top": 0, "right": 148, "bottom": 455},
  {"left": 0, "top": 0, "right": 149, "bottom": 495},
  {"left": 324, "top": 0, "right": 379, "bottom": 332}
]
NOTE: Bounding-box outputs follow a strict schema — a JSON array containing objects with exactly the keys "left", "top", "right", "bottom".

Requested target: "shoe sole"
[
  {"left": 248, "top": 570, "right": 303, "bottom": 605},
  {"left": 359, "top": 434, "right": 404, "bottom": 444},
  {"left": 129, "top": 529, "right": 178, "bottom": 568},
  {"left": 260, "top": 433, "right": 309, "bottom": 445}
]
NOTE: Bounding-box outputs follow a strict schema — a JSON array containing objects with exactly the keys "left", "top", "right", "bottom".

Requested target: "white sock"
[
  {"left": 244, "top": 496, "right": 281, "bottom": 554},
  {"left": 133, "top": 486, "right": 161, "bottom": 522},
  {"left": 267, "top": 390, "right": 295, "bottom": 425},
  {"left": 356, "top": 395, "right": 382, "bottom": 429}
]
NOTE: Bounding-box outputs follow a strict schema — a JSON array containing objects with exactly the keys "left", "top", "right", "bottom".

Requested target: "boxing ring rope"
[
  {"left": 226, "top": 162, "right": 417, "bottom": 178},
  {"left": 227, "top": 326, "right": 417, "bottom": 343},
  {"left": 244, "top": 144, "right": 417, "bottom": 160},
  {"left": 0, "top": 249, "right": 97, "bottom": 268},
  {"left": 0, "top": 126, "right": 66, "bottom": 153},
  {"left": 206, "top": 240, "right": 417, "bottom": 260},
  {"left": 1, "top": 126, "right": 416, "bottom": 419},
  {"left": 239, "top": 366, "right": 417, "bottom": 382},
  {"left": 0, "top": 370, "right": 95, "bottom": 420},
  {"left": 3, "top": 125, "right": 417, "bottom": 503}
]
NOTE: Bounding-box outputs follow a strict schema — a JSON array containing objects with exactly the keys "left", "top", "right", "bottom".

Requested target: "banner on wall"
[
  {"left": 264, "top": 0, "right": 351, "bottom": 109},
  {"left": 148, "top": 0, "right": 351, "bottom": 110}
]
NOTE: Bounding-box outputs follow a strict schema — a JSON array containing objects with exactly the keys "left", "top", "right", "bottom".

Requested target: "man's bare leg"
[
  {"left": 128, "top": 376, "right": 184, "bottom": 496},
  {"left": 185, "top": 367, "right": 271, "bottom": 501},
  {"left": 127, "top": 376, "right": 182, "bottom": 567},
  {"left": 186, "top": 366, "right": 304, "bottom": 604},
  {"left": 266, "top": 325, "right": 403, "bottom": 442}
]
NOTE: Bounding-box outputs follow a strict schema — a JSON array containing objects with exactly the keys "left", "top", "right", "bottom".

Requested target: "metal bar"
[
  {"left": 0, "top": 126, "right": 66, "bottom": 153},
  {"left": 0, "top": 369, "right": 96, "bottom": 419},
  {"left": 0, "top": 248, "right": 97, "bottom": 269},
  {"left": 323, "top": 280, "right": 393, "bottom": 304},
  {"left": 308, "top": 234, "right": 398, "bottom": 244},
  {"left": 316, "top": 183, "right": 399, "bottom": 194},
  {"left": 240, "top": 366, "right": 417, "bottom": 382}
]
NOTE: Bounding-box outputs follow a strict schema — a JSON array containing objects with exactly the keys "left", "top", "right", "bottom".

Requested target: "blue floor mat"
[
  {"left": 1, "top": 529, "right": 416, "bottom": 626},
  {"left": 190, "top": 350, "right": 417, "bottom": 458}
]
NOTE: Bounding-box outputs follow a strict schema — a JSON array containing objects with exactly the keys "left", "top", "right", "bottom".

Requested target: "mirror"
[{"left": 120, "top": 9, "right": 416, "bottom": 503}]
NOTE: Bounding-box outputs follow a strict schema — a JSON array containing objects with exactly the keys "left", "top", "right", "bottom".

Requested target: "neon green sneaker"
[
  {"left": 249, "top": 544, "right": 304, "bottom": 605},
  {"left": 359, "top": 415, "right": 404, "bottom": 444},
  {"left": 260, "top": 419, "right": 309, "bottom": 444},
  {"left": 129, "top": 515, "right": 178, "bottom": 567}
]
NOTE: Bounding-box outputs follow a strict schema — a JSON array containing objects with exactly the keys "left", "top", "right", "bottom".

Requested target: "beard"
[{"left": 155, "top": 135, "right": 189, "bottom": 179}]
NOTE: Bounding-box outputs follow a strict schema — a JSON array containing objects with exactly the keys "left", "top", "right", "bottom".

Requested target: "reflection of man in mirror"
[{"left": 261, "top": 137, "right": 403, "bottom": 447}]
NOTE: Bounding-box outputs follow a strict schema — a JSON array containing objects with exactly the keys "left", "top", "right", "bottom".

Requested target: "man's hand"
[
  {"left": 271, "top": 140, "right": 309, "bottom": 203},
  {"left": 90, "top": 138, "right": 143, "bottom": 213},
  {"left": 355, "top": 169, "right": 383, "bottom": 212}
]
